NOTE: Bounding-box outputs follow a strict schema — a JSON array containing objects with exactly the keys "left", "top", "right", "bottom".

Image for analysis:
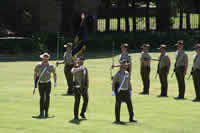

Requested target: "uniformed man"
[
  {"left": 174, "top": 40, "right": 188, "bottom": 99},
  {"left": 57, "top": 43, "right": 74, "bottom": 95},
  {"left": 112, "top": 59, "right": 136, "bottom": 123},
  {"left": 71, "top": 56, "right": 89, "bottom": 120},
  {"left": 112, "top": 43, "right": 132, "bottom": 77},
  {"left": 192, "top": 44, "right": 200, "bottom": 102},
  {"left": 157, "top": 44, "right": 171, "bottom": 97},
  {"left": 34, "top": 53, "right": 57, "bottom": 118},
  {"left": 140, "top": 44, "right": 151, "bottom": 95}
]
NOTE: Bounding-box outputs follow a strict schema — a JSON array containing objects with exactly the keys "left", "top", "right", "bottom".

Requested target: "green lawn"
[{"left": 0, "top": 51, "right": 200, "bottom": 133}]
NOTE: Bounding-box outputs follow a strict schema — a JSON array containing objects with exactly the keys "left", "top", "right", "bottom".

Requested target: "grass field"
[{"left": 0, "top": 51, "right": 200, "bottom": 133}]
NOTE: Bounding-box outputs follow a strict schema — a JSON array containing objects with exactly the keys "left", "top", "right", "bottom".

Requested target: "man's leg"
[
  {"left": 144, "top": 67, "right": 150, "bottom": 94},
  {"left": 115, "top": 93, "right": 122, "bottom": 122},
  {"left": 74, "top": 89, "right": 81, "bottom": 119},
  {"left": 125, "top": 91, "right": 135, "bottom": 122},
  {"left": 44, "top": 82, "right": 51, "bottom": 117},
  {"left": 80, "top": 88, "right": 89, "bottom": 118},
  {"left": 193, "top": 71, "right": 200, "bottom": 100},
  {"left": 64, "top": 66, "right": 73, "bottom": 94},
  {"left": 38, "top": 84, "right": 45, "bottom": 116}
]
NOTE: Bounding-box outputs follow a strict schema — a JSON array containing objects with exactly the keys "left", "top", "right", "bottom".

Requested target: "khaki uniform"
[
  {"left": 63, "top": 51, "right": 74, "bottom": 94},
  {"left": 175, "top": 50, "right": 188, "bottom": 98},
  {"left": 119, "top": 53, "right": 132, "bottom": 76},
  {"left": 140, "top": 52, "right": 151, "bottom": 94},
  {"left": 157, "top": 53, "right": 170, "bottom": 96},
  {"left": 72, "top": 65, "right": 89, "bottom": 119},
  {"left": 113, "top": 70, "right": 134, "bottom": 122},
  {"left": 34, "top": 63, "right": 55, "bottom": 114},
  {"left": 192, "top": 54, "right": 200, "bottom": 99}
]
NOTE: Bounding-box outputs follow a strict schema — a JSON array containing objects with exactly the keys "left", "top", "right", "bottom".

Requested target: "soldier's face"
[
  {"left": 177, "top": 44, "right": 183, "bottom": 50},
  {"left": 160, "top": 48, "right": 165, "bottom": 53},
  {"left": 143, "top": 47, "right": 148, "bottom": 52},
  {"left": 42, "top": 56, "right": 49, "bottom": 63},
  {"left": 121, "top": 47, "right": 127, "bottom": 52},
  {"left": 121, "top": 64, "right": 128, "bottom": 70},
  {"left": 195, "top": 48, "right": 200, "bottom": 53},
  {"left": 66, "top": 47, "right": 71, "bottom": 51}
]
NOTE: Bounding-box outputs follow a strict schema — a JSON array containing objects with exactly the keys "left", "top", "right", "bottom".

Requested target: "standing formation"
[{"left": 33, "top": 40, "right": 200, "bottom": 122}]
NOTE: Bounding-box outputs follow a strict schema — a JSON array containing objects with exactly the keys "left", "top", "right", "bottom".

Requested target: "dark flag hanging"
[{"left": 72, "top": 11, "right": 88, "bottom": 57}]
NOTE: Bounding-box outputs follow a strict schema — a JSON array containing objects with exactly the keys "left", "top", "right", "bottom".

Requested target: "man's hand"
[
  {"left": 112, "top": 90, "right": 116, "bottom": 96},
  {"left": 54, "top": 82, "right": 57, "bottom": 88},
  {"left": 111, "top": 65, "right": 115, "bottom": 69},
  {"left": 33, "top": 88, "right": 36, "bottom": 95},
  {"left": 184, "top": 71, "right": 187, "bottom": 76},
  {"left": 56, "top": 62, "right": 59, "bottom": 67},
  {"left": 130, "top": 90, "right": 132, "bottom": 96}
]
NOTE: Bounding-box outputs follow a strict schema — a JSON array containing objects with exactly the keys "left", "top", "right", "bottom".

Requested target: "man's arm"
[
  {"left": 71, "top": 65, "right": 85, "bottom": 74},
  {"left": 184, "top": 54, "right": 188, "bottom": 75}
]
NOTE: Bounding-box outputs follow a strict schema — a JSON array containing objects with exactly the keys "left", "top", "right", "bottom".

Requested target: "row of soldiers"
[
  {"left": 33, "top": 40, "right": 200, "bottom": 123},
  {"left": 113, "top": 40, "right": 200, "bottom": 102}
]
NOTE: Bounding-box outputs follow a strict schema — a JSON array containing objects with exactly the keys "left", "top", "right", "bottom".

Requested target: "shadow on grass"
[
  {"left": 32, "top": 115, "right": 56, "bottom": 119},
  {"left": 112, "top": 121, "right": 128, "bottom": 125},
  {"left": 69, "top": 119, "right": 87, "bottom": 125},
  {"left": 61, "top": 93, "right": 74, "bottom": 97}
]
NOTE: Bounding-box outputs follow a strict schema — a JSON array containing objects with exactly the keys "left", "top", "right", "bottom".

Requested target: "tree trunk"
[
  {"left": 179, "top": 8, "right": 183, "bottom": 30},
  {"left": 132, "top": 0, "right": 136, "bottom": 32},
  {"left": 186, "top": 13, "right": 191, "bottom": 31}
]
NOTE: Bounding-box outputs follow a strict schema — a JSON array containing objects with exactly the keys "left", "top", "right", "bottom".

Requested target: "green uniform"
[
  {"left": 72, "top": 65, "right": 89, "bottom": 119},
  {"left": 175, "top": 50, "right": 188, "bottom": 98},
  {"left": 34, "top": 63, "right": 55, "bottom": 115},
  {"left": 192, "top": 54, "right": 200, "bottom": 100},
  {"left": 140, "top": 52, "right": 151, "bottom": 94},
  {"left": 157, "top": 53, "right": 170, "bottom": 96},
  {"left": 113, "top": 70, "right": 134, "bottom": 122},
  {"left": 63, "top": 51, "right": 74, "bottom": 94}
]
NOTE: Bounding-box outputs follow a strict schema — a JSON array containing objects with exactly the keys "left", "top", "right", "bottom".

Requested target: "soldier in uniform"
[
  {"left": 192, "top": 44, "right": 200, "bottom": 102},
  {"left": 140, "top": 44, "right": 151, "bottom": 95},
  {"left": 34, "top": 53, "right": 57, "bottom": 118},
  {"left": 71, "top": 56, "right": 89, "bottom": 120},
  {"left": 112, "top": 43, "right": 132, "bottom": 77},
  {"left": 174, "top": 40, "right": 188, "bottom": 99},
  {"left": 112, "top": 59, "right": 136, "bottom": 123},
  {"left": 157, "top": 44, "right": 171, "bottom": 97},
  {"left": 57, "top": 43, "right": 74, "bottom": 95}
]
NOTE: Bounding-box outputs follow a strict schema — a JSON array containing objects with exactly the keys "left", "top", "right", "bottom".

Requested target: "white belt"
[
  {"left": 120, "top": 88, "right": 128, "bottom": 91},
  {"left": 39, "top": 80, "right": 51, "bottom": 83},
  {"left": 75, "top": 85, "right": 81, "bottom": 88}
]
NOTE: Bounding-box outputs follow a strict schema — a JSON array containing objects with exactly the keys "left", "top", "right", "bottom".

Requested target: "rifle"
[
  {"left": 187, "top": 67, "right": 193, "bottom": 80},
  {"left": 110, "top": 40, "right": 115, "bottom": 80}
]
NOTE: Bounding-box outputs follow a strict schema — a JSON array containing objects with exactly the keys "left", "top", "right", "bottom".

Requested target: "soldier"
[
  {"left": 112, "top": 43, "right": 132, "bottom": 77},
  {"left": 57, "top": 43, "right": 74, "bottom": 95},
  {"left": 192, "top": 44, "right": 200, "bottom": 102},
  {"left": 34, "top": 53, "right": 57, "bottom": 118},
  {"left": 157, "top": 44, "right": 171, "bottom": 97},
  {"left": 174, "top": 40, "right": 188, "bottom": 99},
  {"left": 112, "top": 59, "right": 136, "bottom": 123},
  {"left": 71, "top": 56, "right": 89, "bottom": 120},
  {"left": 140, "top": 44, "right": 151, "bottom": 95}
]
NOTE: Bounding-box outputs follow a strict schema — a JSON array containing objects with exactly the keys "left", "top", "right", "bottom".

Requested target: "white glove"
[
  {"left": 130, "top": 90, "right": 132, "bottom": 96},
  {"left": 54, "top": 82, "right": 57, "bottom": 88},
  {"left": 112, "top": 90, "right": 116, "bottom": 96}
]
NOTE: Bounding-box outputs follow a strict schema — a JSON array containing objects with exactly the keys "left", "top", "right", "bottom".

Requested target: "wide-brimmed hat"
[
  {"left": 158, "top": 44, "right": 167, "bottom": 50},
  {"left": 121, "top": 43, "right": 128, "bottom": 48},
  {"left": 175, "top": 40, "right": 184, "bottom": 46},
  {"left": 40, "top": 52, "right": 50, "bottom": 59},
  {"left": 64, "top": 42, "right": 73, "bottom": 48},
  {"left": 141, "top": 43, "right": 151, "bottom": 49},
  {"left": 120, "top": 59, "right": 129, "bottom": 65},
  {"left": 194, "top": 43, "right": 200, "bottom": 49}
]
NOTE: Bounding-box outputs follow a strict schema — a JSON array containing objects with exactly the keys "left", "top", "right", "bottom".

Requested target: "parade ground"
[{"left": 0, "top": 51, "right": 200, "bottom": 133}]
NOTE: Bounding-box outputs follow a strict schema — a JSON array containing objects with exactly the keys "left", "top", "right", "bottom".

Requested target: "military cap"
[
  {"left": 40, "top": 52, "right": 50, "bottom": 59},
  {"left": 120, "top": 59, "right": 129, "bottom": 65},
  {"left": 158, "top": 44, "right": 167, "bottom": 49},
  {"left": 194, "top": 43, "right": 200, "bottom": 49},
  {"left": 64, "top": 42, "right": 73, "bottom": 48},
  {"left": 141, "top": 43, "right": 151, "bottom": 49},
  {"left": 121, "top": 43, "right": 129, "bottom": 48},
  {"left": 175, "top": 40, "right": 184, "bottom": 46}
]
